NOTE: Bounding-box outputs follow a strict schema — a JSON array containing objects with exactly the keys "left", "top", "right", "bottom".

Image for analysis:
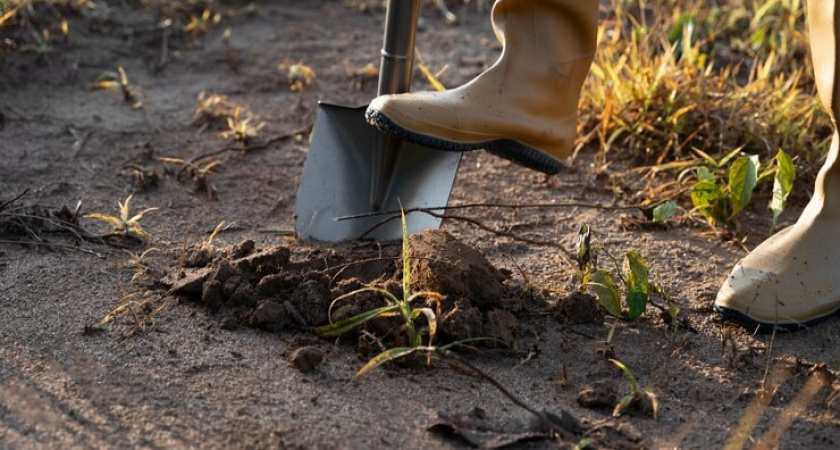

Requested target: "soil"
[{"left": 1, "top": 1, "right": 839, "bottom": 449}]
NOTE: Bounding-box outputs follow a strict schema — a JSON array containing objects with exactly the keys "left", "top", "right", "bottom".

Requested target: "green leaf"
[
  {"left": 691, "top": 180, "right": 723, "bottom": 221},
  {"left": 727, "top": 155, "right": 759, "bottom": 218},
  {"left": 589, "top": 269, "right": 623, "bottom": 317},
  {"left": 623, "top": 251, "right": 650, "bottom": 320},
  {"left": 610, "top": 359, "right": 641, "bottom": 393},
  {"left": 770, "top": 149, "right": 796, "bottom": 229},
  {"left": 314, "top": 304, "right": 399, "bottom": 338},
  {"left": 696, "top": 165, "right": 715, "bottom": 182},
  {"left": 355, "top": 347, "right": 426, "bottom": 378},
  {"left": 652, "top": 201, "right": 678, "bottom": 223}
]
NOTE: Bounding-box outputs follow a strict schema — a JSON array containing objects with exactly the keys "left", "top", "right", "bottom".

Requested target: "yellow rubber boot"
[
  {"left": 365, "top": 0, "right": 599, "bottom": 175},
  {"left": 715, "top": 0, "right": 840, "bottom": 329}
]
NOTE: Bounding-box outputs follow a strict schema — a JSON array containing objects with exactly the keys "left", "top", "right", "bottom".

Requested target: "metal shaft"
[{"left": 369, "top": 0, "right": 421, "bottom": 211}]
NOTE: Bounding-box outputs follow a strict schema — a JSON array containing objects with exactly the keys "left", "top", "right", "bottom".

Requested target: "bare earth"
[{"left": 1, "top": 1, "right": 839, "bottom": 449}]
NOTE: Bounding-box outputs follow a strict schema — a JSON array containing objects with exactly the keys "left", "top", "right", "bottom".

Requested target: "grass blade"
[
  {"left": 315, "top": 304, "right": 399, "bottom": 338},
  {"left": 355, "top": 347, "right": 427, "bottom": 378}
]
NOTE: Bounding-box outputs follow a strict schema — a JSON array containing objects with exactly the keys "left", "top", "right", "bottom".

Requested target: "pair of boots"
[{"left": 366, "top": 0, "right": 840, "bottom": 329}]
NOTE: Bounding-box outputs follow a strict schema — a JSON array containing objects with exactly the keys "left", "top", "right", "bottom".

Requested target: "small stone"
[{"left": 289, "top": 346, "right": 324, "bottom": 373}]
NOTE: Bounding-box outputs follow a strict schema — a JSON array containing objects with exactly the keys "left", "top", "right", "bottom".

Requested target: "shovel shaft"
[
  {"left": 370, "top": 0, "right": 422, "bottom": 211},
  {"left": 378, "top": 0, "right": 421, "bottom": 96}
]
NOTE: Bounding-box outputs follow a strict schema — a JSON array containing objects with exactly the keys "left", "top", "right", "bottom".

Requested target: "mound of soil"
[{"left": 160, "top": 230, "right": 523, "bottom": 347}]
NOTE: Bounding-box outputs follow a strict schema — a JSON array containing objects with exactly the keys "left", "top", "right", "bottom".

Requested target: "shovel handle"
[{"left": 378, "top": 0, "right": 421, "bottom": 96}]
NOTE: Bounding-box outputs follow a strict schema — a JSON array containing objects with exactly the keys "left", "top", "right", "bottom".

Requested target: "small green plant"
[
  {"left": 315, "top": 207, "right": 444, "bottom": 377},
  {"left": 85, "top": 194, "right": 158, "bottom": 238},
  {"left": 610, "top": 359, "right": 659, "bottom": 420},
  {"left": 576, "top": 225, "right": 677, "bottom": 322},
  {"left": 690, "top": 149, "right": 795, "bottom": 228}
]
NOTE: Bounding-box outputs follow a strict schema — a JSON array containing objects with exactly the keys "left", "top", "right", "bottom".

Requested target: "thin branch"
[
  {"left": 337, "top": 201, "right": 643, "bottom": 222},
  {"left": 177, "top": 124, "right": 313, "bottom": 179},
  {"left": 0, "top": 240, "right": 105, "bottom": 258},
  {"left": 358, "top": 208, "right": 577, "bottom": 266},
  {"left": 437, "top": 349, "right": 576, "bottom": 440},
  {"left": 0, "top": 189, "right": 29, "bottom": 212}
]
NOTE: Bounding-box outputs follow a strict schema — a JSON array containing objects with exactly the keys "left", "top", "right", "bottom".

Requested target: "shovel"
[{"left": 294, "top": 0, "right": 461, "bottom": 242}]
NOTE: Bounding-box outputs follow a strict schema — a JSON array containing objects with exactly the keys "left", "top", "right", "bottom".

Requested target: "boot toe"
[{"left": 714, "top": 226, "right": 840, "bottom": 330}]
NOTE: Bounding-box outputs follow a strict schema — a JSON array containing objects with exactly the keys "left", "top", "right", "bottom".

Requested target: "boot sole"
[
  {"left": 714, "top": 303, "right": 840, "bottom": 332},
  {"left": 366, "top": 108, "right": 564, "bottom": 175}
]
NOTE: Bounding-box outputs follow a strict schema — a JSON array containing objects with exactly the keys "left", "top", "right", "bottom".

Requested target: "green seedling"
[
  {"left": 577, "top": 225, "right": 677, "bottom": 322},
  {"left": 610, "top": 359, "right": 659, "bottom": 420},
  {"left": 92, "top": 67, "right": 143, "bottom": 109},
  {"left": 85, "top": 194, "right": 158, "bottom": 238},
  {"left": 315, "top": 207, "right": 445, "bottom": 377},
  {"left": 690, "top": 149, "right": 795, "bottom": 228}
]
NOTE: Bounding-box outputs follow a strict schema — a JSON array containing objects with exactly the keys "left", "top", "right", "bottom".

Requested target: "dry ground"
[{"left": 1, "top": 1, "right": 838, "bottom": 449}]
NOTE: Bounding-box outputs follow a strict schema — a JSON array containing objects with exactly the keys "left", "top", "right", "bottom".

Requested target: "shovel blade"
[{"left": 295, "top": 103, "right": 461, "bottom": 242}]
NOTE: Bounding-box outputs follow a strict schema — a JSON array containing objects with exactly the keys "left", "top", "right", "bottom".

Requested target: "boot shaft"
[{"left": 808, "top": 0, "right": 840, "bottom": 122}]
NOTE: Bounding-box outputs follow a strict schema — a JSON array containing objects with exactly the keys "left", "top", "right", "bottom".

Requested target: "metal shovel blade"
[{"left": 294, "top": 102, "right": 461, "bottom": 242}]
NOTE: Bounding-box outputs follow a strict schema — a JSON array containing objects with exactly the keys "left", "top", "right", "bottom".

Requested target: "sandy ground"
[{"left": 1, "top": 1, "right": 838, "bottom": 449}]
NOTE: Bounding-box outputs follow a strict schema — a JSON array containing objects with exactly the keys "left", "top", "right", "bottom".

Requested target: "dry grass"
[{"left": 579, "top": 0, "right": 829, "bottom": 173}]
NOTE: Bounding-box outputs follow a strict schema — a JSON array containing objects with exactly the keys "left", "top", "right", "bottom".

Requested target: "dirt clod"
[
  {"left": 439, "top": 299, "right": 483, "bottom": 341},
  {"left": 557, "top": 291, "right": 604, "bottom": 324},
  {"left": 483, "top": 309, "right": 519, "bottom": 348},
  {"left": 578, "top": 379, "right": 619, "bottom": 409},
  {"left": 167, "top": 267, "right": 213, "bottom": 296},
  {"left": 289, "top": 278, "right": 331, "bottom": 326},
  {"left": 202, "top": 280, "right": 224, "bottom": 310},
  {"left": 234, "top": 246, "right": 291, "bottom": 277},
  {"left": 250, "top": 300, "right": 292, "bottom": 332},
  {"left": 409, "top": 230, "right": 510, "bottom": 311},
  {"left": 288, "top": 346, "right": 325, "bottom": 373}
]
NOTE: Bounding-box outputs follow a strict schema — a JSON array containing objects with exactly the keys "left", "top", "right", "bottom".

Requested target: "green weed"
[
  {"left": 315, "top": 207, "right": 445, "bottom": 377},
  {"left": 610, "top": 358, "right": 659, "bottom": 420},
  {"left": 576, "top": 224, "right": 677, "bottom": 322},
  {"left": 687, "top": 149, "right": 795, "bottom": 228}
]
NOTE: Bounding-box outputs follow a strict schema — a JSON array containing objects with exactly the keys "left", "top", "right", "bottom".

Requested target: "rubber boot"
[
  {"left": 365, "top": 0, "right": 599, "bottom": 175},
  {"left": 715, "top": 0, "right": 840, "bottom": 329}
]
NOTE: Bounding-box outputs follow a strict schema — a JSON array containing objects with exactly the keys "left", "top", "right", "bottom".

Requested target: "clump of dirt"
[
  {"left": 556, "top": 291, "right": 604, "bottom": 325},
  {"left": 577, "top": 378, "right": 619, "bottom": 410},
  {"left": 160, "top": 230, "right": 524, "bottom": 349}
]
